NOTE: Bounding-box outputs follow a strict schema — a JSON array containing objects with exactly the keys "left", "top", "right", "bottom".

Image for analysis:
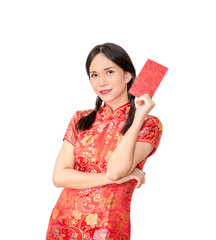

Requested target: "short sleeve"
[
  {"left": 63, "top": 111, "right": 80, "bottom": 146},
  {"left": 137, "top": 115, "right": 163, "bottom": 157}
]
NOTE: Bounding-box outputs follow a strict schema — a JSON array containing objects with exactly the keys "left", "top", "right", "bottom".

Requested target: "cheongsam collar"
[{"left": 97, "top": 102, "right": 131, "bottom": 120}]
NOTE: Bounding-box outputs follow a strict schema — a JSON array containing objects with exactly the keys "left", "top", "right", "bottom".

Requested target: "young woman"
[{"left": 46, "top": 43, "right": 162, "bottom": 240}]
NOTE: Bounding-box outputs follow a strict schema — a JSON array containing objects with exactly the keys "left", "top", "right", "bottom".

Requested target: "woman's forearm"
[
  {"left": 106, "top": 94, "right": 156, "bottom": 181},
  {"left": 106, "top": 120, "right": 143, "bottom": 181},
  {"left": 53, "top": 168, "right": 114, "bottom": 190}
]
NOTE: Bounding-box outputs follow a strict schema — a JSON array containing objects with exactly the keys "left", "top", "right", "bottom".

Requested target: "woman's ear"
[{"left": 125, "top": 72, "right": 132, "bottom": 83}]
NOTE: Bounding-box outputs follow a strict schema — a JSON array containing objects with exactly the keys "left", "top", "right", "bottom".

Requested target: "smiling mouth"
[{"left": 100, "top": 89, "right": 112, "bottom": 95}]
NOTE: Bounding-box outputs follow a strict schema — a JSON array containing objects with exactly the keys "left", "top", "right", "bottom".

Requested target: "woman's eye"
[
  {"left": 91, "top": 73, "right": 97, "bottom": 78},
  {"left": 107, "top": 70, "right": 114, "bottom": 74}
]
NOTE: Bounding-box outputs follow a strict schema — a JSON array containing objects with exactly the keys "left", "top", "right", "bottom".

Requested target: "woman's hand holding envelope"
[{"left": 134, "top": 94, "right": 156, "bottom": 125}]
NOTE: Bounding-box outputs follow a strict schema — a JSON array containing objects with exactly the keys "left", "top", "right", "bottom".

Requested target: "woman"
[{"left": 46, "top": 43, "right": 162, "bottom": 240}]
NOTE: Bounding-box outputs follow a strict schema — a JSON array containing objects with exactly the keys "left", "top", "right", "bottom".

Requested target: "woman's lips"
[{"left": 99, "top": 89, "right": 112, "bottom": 95}]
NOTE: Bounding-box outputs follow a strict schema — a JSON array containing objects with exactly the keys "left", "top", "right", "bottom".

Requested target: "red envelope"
[{"left": 129, "top": 59, "right": 168, "bottom": 98}]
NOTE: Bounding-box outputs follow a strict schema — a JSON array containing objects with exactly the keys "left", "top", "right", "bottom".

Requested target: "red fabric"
[
  {"left": 46, "top": 103, "right": 162, "bottom": 240},
  {"left": 129, "top": 59, "right": 168, "bottom": 98}
]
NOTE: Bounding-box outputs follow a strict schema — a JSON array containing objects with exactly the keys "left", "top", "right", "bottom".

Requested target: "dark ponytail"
[
  {"left": 77, "top": 42, "right": 136, "bottom": 133},
  {"left": 77, "top": 96, "right": 102, "bottom": 131},
  {"left": 121, "top": 81, "right": 136, "bottom": 134}
]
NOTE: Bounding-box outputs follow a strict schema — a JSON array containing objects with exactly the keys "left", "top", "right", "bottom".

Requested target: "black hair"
[{"left": 77, "top": 42, "right": 136, "bottom": 134}]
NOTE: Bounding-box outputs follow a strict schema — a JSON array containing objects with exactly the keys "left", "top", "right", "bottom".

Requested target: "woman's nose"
[{"left": 99, "top": 76, "right": 108, "bottom": 86}]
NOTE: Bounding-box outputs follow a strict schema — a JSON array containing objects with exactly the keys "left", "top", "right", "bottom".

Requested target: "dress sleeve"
[
  {"left": 137, "top": 115, "right": 163, "bottom": 157},
  {"left": 63, "top": 111, "right": 79, "bottom": 146}
]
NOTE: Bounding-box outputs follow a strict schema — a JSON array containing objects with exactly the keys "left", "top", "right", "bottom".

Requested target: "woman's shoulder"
[
  {"left": 144, "top": 115, "right": 162, "bottom": 128},
  {"left": 145, "top": 114, "right": 160, "bottom": 121},
  {"left": 75, "top": 109, "right": 94, "bottom": 118},
  {"left": 68, "top": 108, "right": 94, "bottom": 125}
]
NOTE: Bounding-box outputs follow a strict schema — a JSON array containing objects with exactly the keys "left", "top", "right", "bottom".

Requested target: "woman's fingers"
[
  {"left": 134, "top": 94, "right": 155, "bottom": 123},
  {"left": 135, "top": 94, "right": 155, "bottom": 110},
  {"left": 135, "top": 93, "right": 152, "bottom": 103},
  {"left": 135, "top": 99, "right": 145, "bottom": 107},
  {"left": 115, "top": 168, "right": 146, "bottom": 188},
  {"left": 135, "top": 177, "right": 142, "bottom": 188},
  {"left": 133, "top": 168, "right": 146, "bottom": 188},
  {"left": 135, "top": 168, "right": 145, "bottom": 180}
]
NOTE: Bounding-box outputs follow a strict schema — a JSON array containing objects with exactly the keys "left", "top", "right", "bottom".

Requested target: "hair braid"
[
  {"left": 77, "top": 96, "right": 103, "bottom": 131},
  {"left": 95, "top": 96, "right": 103, "bottom": 111},
  {"left": 121, "top": 93, "right": 135, "bottom": 134}
]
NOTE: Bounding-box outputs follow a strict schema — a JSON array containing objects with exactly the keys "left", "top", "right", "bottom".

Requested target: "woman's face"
[{"left": 89, "top": 53, "right": 131, "bottom": 111}]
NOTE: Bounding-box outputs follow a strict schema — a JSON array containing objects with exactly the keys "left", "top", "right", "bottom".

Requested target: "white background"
[{"left": 0, "top": 0, "right": 216, "bottom": 239}]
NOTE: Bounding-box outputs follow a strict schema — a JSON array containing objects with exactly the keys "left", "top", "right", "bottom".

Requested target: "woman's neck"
[{"left": 105, "top": 99, "right": 130, "bottom": 112}]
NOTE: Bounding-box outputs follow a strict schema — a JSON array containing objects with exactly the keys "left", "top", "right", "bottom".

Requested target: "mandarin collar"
[{"left": 97, "top": 102, "right": 131, "bottom": 120}]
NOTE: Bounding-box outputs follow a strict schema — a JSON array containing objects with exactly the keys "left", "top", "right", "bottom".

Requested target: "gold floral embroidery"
[
  {"left": 115, "top": 132, "right": 123, "bottom": 145},
  {"left": 82, "top": 135, "right": 94, "bottom": 146},
  {"left": 72, "top": 210, "right": 81, "bottom": 220},
  {"left": 71, "top": 232, "right": 78, "bottom": 238},
  {"left": 99, "top": 198, "right": 107, "bottom": 211},
  {"left": 61, "top": 193, "right": 73, "bottom": 208},
  {"left": 98, "top": 193, "right": 118, "bottom": 210},
  {"left": 119, "top": 212, "right": 129, "bottom": 225},
  {"left": 103, "top": 106, "right": 111, "bottom": 115},
  {"left": 52, "top": 208, "right": 59, "bottom": 220},
  {"left": 85, "top": 213, "right": 101, "bottom": 228},
  {"left": 52, "top": 225, "right": 65, "bottom": 240},
  {"left": 104, "top": 151, "right": 112, "bottom": 163},
  {"left": 93, "top": 194, "right": 102, "bottom": 202},
  {"left": 107, "top": 193, "right": 118, "bottom": 209},
  {"left": 70, "top": 218, "right": 76, "bottom": 225},
  {"left": 158, "top": 120, "right": 163, "bottom": 131}
]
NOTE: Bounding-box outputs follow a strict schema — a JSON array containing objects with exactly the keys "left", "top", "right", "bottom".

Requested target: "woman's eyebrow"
[
  {"left": 90, "top": 67, "right": 116, "bottom": 74},
  {"left": 89, "top": 70, "right": 97, "bottom": 74},
  {"left": 103, "top": 67, "right": 116, "bottom": 71}
]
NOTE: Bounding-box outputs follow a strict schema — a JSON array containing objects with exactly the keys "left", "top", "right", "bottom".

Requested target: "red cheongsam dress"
[{"left": 46, "top": 102, "right": 162, "bottom": 240}]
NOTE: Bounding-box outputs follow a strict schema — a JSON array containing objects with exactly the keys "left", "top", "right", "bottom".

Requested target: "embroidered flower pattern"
[
  {"left": 85, "top": 214, "right": 101, "bottom": 228},
  {"left": 82, "top": 135, "right": 94, "bottom": 146},
  {"left": 52, "top": 225, "right": 65, "bottom": 240},
  {"left": 93, "top": 229, "right": 109, "bottom": 240},
  {"left": 72, "top": 210, "right": 81, "bottom": 220},
  {"left": 52, "top": 208, "right": 59, "bottom": 220}
]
